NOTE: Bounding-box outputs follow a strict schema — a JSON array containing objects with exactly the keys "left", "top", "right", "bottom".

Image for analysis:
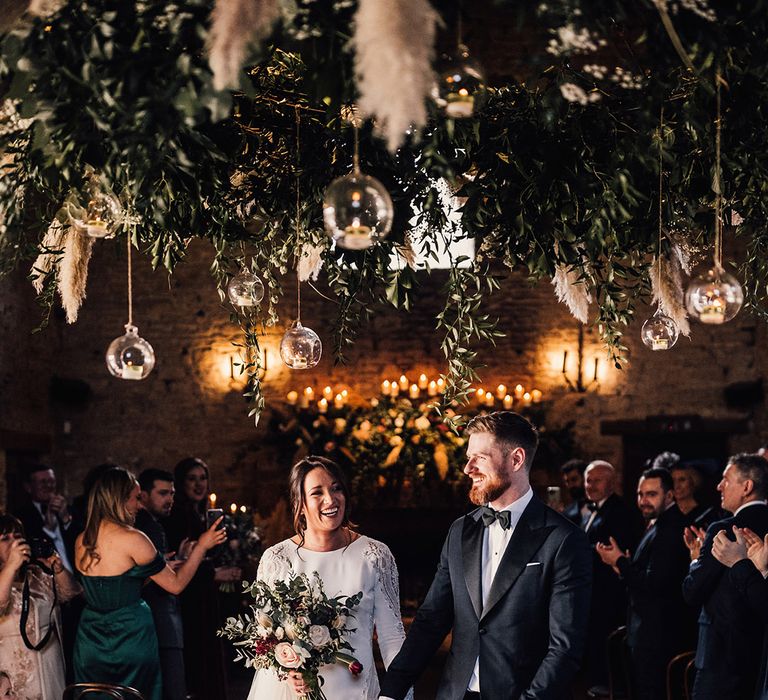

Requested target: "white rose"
[
  {"left": 332, "top": 614, "right": 347, "bottom": 630},
  {"left": 308, "top": 625, "right": 331, "bottom": 648}
]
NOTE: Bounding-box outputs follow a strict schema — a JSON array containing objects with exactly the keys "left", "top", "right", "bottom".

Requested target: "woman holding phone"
[
  {"left": 73, "top": 467, "right": 225, "bottom": 700},
  {"left": 163, "top": 457, "right": 239, "bottom": 700}
]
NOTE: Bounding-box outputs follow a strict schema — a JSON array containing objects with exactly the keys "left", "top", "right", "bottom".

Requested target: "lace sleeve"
[
  {"left": 366, "top": 540, "right": 414, "bottom": 700},
  {"left": 256, "top": 543, "right": 292, "bottom": 584}
]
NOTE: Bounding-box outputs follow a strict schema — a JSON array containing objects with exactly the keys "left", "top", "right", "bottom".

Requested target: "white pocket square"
[{"left": 526, "top": 562, "right": 542, "bottom": 567}]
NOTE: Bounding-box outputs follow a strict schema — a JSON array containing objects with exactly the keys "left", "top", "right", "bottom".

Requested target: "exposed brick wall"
[{"left": 1, "top": 238, "right": 765, "bottom": 513}]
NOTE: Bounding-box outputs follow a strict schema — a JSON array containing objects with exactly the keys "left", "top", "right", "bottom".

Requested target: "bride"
[{"left": 247, "top": 456, "right": 412, "bottom": 699}]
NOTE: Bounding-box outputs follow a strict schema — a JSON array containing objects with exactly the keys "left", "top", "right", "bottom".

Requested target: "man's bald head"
[{"left": 584, "top": 460, "right": 616, "bottom": 503}]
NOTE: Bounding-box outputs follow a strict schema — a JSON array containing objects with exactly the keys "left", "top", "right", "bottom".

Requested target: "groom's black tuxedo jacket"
[{"left": 381, "top": 496, "right": 592, "bottom": 700}]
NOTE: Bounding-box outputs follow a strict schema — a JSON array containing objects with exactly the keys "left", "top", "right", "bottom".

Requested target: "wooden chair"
[
  {"left": 607, "top": 625, "right": 630, "bottom": 700},
  {"left": 63, "top": 683, "right": 145, "bottom": 700},
  {"left": 666, "top": 650, "right": 695, "bottom": 700}
]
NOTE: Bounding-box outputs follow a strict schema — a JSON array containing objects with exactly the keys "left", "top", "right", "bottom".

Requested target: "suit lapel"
[
  {"left": 462, "top": 513, "right": 483, "bottom": 620},
  {"left": 633, "top": 523, "right": 656, "bottom": 562},
  {"left": 481, "top": 498, "right": 555, "bottom": 622}
]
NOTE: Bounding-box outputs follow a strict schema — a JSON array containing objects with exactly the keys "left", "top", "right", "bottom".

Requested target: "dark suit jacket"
[
  {"left": 616, "top": 505, "right": 694, "bottom": 654},
  {"left": 682, "top": 502, "right": 768, "bottom": 698},
  {"left": 380, "top": 497, "right": 593, "bottom": 700},
  {"left": 563, "top": 500, "right": 585, "bottom": 527},
  {"left": 585, "top": 494, "right": 641, "bottom": 635},
  {"left": 14, "top": 499, "right": 77, "bottom": 565},
  {"left": 135, "top": 509, "right": 184, "bottom": 649}
]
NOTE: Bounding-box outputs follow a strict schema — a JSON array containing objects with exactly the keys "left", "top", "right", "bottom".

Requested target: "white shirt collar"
[
  {"left": 734, "top": 499, "right": 768, "bottom": 516},
  {"left": 489, "top": 486, "right": 534, "bottom": 514}
]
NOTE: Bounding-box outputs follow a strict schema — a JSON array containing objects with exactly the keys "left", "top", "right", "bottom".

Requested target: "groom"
[{"left": 380, "top": 411, "right": 592, "bottom": 699}]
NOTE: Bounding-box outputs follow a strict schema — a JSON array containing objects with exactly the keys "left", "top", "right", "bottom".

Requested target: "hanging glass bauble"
[
  {"left": 685, "top": 263, "right": 744, "bottom": 325},
  {"left": 323, "top": 172, "right": 393, "bottom": 250},
  {"left": 279, "top": 320, "right": 322, "bottom": 369},
  {"left": 106, "top": 324, "right": 156, "bottom": 380},
  {"left": 641, "top": 309, "right": 679, "bottom": 351},
  {"left": 437, "top": 44, "right": 485, "bottom": 118},
  {"left": 227, "top": 268, "right": 265, "bottom": 307},
  {"left": 73, "top": 178, "right": 122, "bottom": 239}
]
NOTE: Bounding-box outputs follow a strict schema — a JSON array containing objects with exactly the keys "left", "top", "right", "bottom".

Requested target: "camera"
[{"left": 29, "top": 537, "right": 55, "bottom": 561}]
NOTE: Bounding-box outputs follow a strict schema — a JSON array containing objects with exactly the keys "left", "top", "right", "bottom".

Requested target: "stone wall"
[{"left": 1, "top": 237, "right": 765, "bottom": 513}]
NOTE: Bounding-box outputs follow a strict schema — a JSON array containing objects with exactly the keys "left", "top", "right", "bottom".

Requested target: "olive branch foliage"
[{"left": 2, "top": 0, "right": 768, "bottom": 423}]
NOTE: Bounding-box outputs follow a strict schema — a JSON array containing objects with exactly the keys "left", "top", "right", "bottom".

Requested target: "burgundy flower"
[{"left": 350, "top": 661, "right": 363, "bottom": 676}]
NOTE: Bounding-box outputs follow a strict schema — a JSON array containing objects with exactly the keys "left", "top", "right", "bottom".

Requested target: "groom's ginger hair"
[{"left": 465, "top": 411, "right": 539, "bottom": 471}]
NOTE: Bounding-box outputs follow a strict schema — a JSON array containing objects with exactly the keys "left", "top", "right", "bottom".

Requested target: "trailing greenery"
[{"left": 2, "top": 0, "right": 768, "bottom": 423}]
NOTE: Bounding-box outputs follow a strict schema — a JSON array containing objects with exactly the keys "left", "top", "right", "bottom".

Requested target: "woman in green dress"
[{"left": 73, "top": 468, "right": 226, "bottom": 700}]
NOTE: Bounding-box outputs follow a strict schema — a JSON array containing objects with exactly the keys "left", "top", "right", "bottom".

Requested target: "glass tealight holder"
[
  {"left": 227, "top": 268, "right": 265, "bottom": 307},
  {"left": 437, "top": 44, "right": 485, "bottom": 118},
  {"left": 641, "top": 309, "right": 679, "bottom": 351},
  {"left": 323, "top": 172, "right": 393, "bottom": 250},
  {"left": 106, "top": 324, "right": 156, "bottom": 380},
  {"left": 685, "top": 263, "right": 744, "bottom": 325},
  {"left": 279, "top": 320, "right": 322, "bottom": 369}
]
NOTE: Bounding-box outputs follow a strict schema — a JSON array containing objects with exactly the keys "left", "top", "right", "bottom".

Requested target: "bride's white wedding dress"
[{"left": 246, "top": 535, "right": 413, "bottom": 699}]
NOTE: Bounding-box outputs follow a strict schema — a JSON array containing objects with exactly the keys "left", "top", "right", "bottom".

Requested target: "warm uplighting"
[
  {"left": 398, "top": 375, "right": 409, "bottom": 391},
  {"left": 514, "top": 384, "right": 524, "bottom": 399},
  {"left": 428, "top": 380, "right": 437, "bottom": 396},
  {"left": 409, "top": 383, "right": 420, "bottom": 399},
  {"left": 477, "top": 387, "right": 486, "bottom": 401},
  {"left": 503, "top": 394, "right": 513, "bottom": 409},
  {"left": 496, "top": 384, "right": 507, "bottom": 400},
  {"left": 381, "top": 380, "right": 391, "bottom": 395},
  {"left": 418, "top": 373, "right": 428, "bottom": 390}
]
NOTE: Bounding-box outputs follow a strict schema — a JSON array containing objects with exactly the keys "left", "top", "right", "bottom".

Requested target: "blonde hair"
[{"left": 79, "top": 467, "right": 138, "bottom": 571}]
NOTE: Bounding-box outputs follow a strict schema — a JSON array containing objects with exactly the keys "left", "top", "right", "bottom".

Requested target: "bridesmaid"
[{"left": 73, "top": 468, "right": 225, "bottom": 700}]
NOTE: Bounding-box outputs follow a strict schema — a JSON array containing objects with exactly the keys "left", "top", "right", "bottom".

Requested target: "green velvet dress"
[{"left": 74, "top": 553, "right": 166, "bottom": 700}]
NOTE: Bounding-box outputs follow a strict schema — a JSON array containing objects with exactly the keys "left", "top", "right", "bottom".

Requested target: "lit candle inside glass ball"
[{"left": 699, "top": 296, "right": 726, "bottom": 324}]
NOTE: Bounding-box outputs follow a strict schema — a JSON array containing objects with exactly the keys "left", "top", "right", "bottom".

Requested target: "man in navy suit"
[
  {"left": 682, "top": 453, "right": 768, "bottom": 700},
  {"left": 596, "top": 467, "right": 694, "bottom": 700},
  {"left": 380, "top": 411, "right": 592, "bottom": 700}
]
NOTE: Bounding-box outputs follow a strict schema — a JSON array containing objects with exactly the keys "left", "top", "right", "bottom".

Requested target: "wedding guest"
[
  {"left": 711, "top": 526, "right": 768, "bottom": 700},
  {"left": 651, "top": 450, "right": 680, "bottom": 471},
  {"left": 380, "top": 412, "right": 592, "bottom": 700},
  {"left": 682, "top": 453, "right": 768, "bottom": 700},
  {"left": 164, "top": 457, "right": 240, "bottom": 700},
  {"left": 596, "top": 467, "right": 694, "bottom": 700},
  {"left": 73, "top": 468, "right": 226, "bottom": 700},
  {"left": 582, "top": 459, "right": 641, "bottom": 694},
  {"left": 0, "top": 514, "right": 80, "bottom": 700},
  {"left": 15, "top": 464, "right": 75, "bottom": 571},
  {"left": 136, "top": 468, "right": 186, "bottom": 700},
  {"left": 560, "top": 458, "right": 589, "bottom": 526},
  {"left": 246, "top": 455, "right": 411, "bottom": 699}
]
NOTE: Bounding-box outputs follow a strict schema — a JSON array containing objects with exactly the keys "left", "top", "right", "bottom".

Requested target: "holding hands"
[{"left": 684, "top": 525, "right": 707, "bottom": 561}]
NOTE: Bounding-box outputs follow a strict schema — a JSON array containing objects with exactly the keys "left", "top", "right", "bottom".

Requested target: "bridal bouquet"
[{"left": 219, "top": 572, "right": 364, "bottom": 699}]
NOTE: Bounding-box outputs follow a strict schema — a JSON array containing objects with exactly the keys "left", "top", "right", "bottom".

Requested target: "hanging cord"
[
  {"left": 352, "top": 119, "right": 361, "bottom": 175},
  {"left": 657, "top": 105, "right": 664, "bottom": 301},
  {"left": 714, "top": 69, "right": 723, "bottom": 269},
  {"left": 126, "top": 233, "right": 133, "bottom": 326},
  {"left": 457, "top": 3, "right": 463, "bottom": 48},
  {"left": 295, "top": 105, "right": 302, "bottom": 322}
]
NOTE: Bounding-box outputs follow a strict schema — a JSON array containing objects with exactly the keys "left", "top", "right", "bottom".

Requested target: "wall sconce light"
[{"left": 562, "top": 326, "right": 599, "bottom": 393}]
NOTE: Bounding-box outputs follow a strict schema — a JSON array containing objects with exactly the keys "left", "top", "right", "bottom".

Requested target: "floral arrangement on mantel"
[
  {"left": 2, "top": 0, "right": 768, "bottom": 424},
  {"left": 268, "top": 380, "right": 569, "bottom": 509}
]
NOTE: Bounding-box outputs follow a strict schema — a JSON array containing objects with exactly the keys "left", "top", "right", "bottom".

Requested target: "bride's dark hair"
[{"left": 288, "top": 456, "right": 354, "bottom": 548}]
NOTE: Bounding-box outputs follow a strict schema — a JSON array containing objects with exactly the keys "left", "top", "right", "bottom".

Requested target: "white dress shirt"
[
  {"left": 467, "top": 487, "right": 534, "bottom": 693},
  {"left": 35, "top": 501, "right": 74, "bottom": 573}
]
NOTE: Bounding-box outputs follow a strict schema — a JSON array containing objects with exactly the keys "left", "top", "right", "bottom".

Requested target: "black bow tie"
[
  {"left": 479, "top": 506, "right": 511, "bottom": 530},
  {"left": 586, "top": 501, "right": 598, "bottom": 512}
]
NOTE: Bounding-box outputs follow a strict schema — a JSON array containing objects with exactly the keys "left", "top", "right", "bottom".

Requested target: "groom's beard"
[{"left": 468, "top": 469, "right": 512, "bottom": 506}]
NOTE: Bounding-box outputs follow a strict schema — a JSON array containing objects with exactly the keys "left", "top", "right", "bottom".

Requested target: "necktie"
[{"left": 479, "top": 506, "right": 511, "bottom": 530}]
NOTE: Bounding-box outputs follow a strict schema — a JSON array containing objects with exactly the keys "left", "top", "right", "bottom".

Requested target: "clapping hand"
[
  {"left": 739, "top": 527, "right": 768, "bottom": 576},
  {"left": 684, "top": 525, "right": 707, "bottom": 561},
  {"left": 47, "top": 493, "right": 70, "bottom": 524},
  {"left": 596, "top": 536, "right": 629, "bottom": 575},
  {"left": 711, "top": 527, "right": 748, "bottom": 568}
]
